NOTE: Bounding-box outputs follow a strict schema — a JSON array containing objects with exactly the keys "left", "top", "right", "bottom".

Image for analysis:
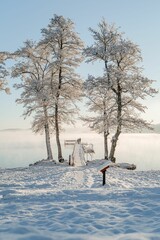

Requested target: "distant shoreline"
[
  {"left": 0, "top": 128, "right": 31, "bottom": 132},
  {"left": 0, "top": 125, "right": 160, "bottom": 134}
]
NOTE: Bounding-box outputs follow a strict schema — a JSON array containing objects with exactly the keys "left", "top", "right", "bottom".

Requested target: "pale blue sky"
[{"left": 0, "top": 0, "right": 160, "bottom": 129}]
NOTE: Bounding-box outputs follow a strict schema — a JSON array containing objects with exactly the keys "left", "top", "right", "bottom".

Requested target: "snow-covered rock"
[
  {"left": 29, "top": 159, "right": 56, "bottom": 166},
  {"left": 115, "top": 162, "right": 136, "bottom": 170}
]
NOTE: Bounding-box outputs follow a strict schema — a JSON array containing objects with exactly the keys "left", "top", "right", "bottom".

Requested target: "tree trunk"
[
  {"left": 55, "top": 58, "right": 64, "bottom": 162},
  {"left": 103, "top": 101, "right": 109, "bottom": 160},
  {"left": 109, "top": 126, "right": 121, "bottom": 162},
  {"left": 55, "top": 103, "right": 63, "bottom": 162},
  {"left": 44, "top": 123, "right": 53, "bottom": 160},
  {"left": 43, "top": 106, "right": 53, "bottom": 160},
  {"left": 109, "top": 83, "right": 122, "bottom": 162},
  {"left": 55, "top": 39, "right": 64, "bottom": 162},
  {"left": 104, "top": 130, "right": 109, "bottom": 160}
]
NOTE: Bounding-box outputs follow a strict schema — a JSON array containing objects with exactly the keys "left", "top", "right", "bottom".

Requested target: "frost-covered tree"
[
  {"left": 84, "top": 19, "right": 157, "bottom": 162},
  {"left": 12, "top": 41, "right": 54, "bottom": 160},
  {"left": 83, "top": 75, "right": 116, "bottom": 159},
  {"left": 0, "top": 52, "right": 10, "bottom": 94},
  {"left": 40, "top": 14, "right": 84, "bottom": 162}
]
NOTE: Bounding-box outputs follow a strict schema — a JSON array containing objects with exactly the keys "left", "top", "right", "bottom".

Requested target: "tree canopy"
[{"left": 0, "top": 52, "right": 10, "bottom": 94}]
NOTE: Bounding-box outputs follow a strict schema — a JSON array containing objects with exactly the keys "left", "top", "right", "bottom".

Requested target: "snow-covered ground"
[{"left": 0, "top": 160, "right": 160, "bottom": 240}]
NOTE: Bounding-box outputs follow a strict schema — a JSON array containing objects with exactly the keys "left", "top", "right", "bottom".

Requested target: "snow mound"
[
  {"left": 29, "top": 159, "right": 57, "bottom": 166},
  {"left": 113, "top": 162, "right": 136, "bottom": 170}
]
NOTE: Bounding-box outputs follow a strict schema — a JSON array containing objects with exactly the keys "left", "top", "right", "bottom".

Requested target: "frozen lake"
[{"left": 0, "top": 129, "right": 160, "bottom": 170}]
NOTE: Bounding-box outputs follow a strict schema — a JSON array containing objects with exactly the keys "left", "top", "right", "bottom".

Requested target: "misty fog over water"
[{"left": 0, "top": 130, "right": 160, "bottom": 170}]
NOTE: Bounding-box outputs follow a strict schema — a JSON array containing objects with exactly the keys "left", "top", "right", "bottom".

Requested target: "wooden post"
[
  {"left": 100, "top": 165, "right": 110, "bottom": 186},
  {"left": 69, "top": 155, "right": 71, "bottom": 165},
  {"left": 102, "top": 170, "right": 106, "bottom": 185}
]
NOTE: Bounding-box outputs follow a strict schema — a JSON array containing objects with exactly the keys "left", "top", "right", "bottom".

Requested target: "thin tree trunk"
[
  {"left": 104, "top": 130, "right": 109, "bottom": 159},
  {"left": 55, "top": 103, "right": 63, "bottom": 162},
  {"left": 54, "top": 53, "right": 64, "bottom": 162},
  {"left": 43, "top": 106, "right": 53, "bottom": 160},
  {"left": 103, "top": 100, "right": 109, "bottom": 160},
  {"left": 109, "top": 83, "right": 122, "bottom": 162},
  {"left": 54, "top": 38, "right": 64, "bottom": 162},
  {"left": 109, "top": 126, "right": 121, "bottom": 162},
  {"left": 44, "top": 123, "right": 53, "bottom": 160}
]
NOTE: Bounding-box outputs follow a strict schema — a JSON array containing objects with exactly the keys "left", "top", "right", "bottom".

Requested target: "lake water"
[{"left": 0, "top": 130, "right": 160, "bottom": 171}]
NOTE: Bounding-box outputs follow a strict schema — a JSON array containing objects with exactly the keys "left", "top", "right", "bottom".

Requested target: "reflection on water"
[{"left": 0, "top": 130, "right": 160, "bottom": 170}]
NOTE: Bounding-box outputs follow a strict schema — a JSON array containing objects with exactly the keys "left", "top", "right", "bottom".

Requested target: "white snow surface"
[{"left": 0, "top": 159, "right": 160, "bottom": 240}]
